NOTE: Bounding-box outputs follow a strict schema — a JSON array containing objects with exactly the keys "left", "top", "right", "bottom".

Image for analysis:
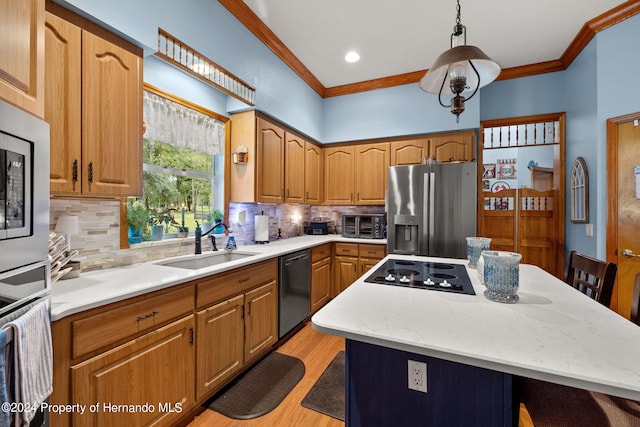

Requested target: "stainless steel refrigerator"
[{"left": 387, "top": 162, "right": 477, "bottom": 258}]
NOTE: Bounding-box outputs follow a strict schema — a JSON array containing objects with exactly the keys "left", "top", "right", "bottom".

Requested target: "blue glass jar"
[
  {"left": 466, "top": 237, "right": 491, "bottom": 268},
  {"left": 481, "top": 251, "right": 522, "bottom": 303}
]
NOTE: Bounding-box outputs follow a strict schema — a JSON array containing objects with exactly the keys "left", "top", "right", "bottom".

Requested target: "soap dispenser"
[{"left": 225, "top": 229, "right": 237, "bottom": 251}]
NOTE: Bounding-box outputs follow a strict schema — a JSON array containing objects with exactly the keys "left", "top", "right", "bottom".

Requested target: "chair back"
[
  {"left": 565, "top": 251, "right": 617, "bottom": 307},
  {"left": 631, "top": 273, "right": 640, "bottom": 326}
]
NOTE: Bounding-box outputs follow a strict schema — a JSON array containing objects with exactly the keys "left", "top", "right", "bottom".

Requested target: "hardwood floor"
[
  {"left": 188, "top": 322, "right": 535, "bottom": 427},
  {"left": 188, "top": 322, "right": 345, "bottom": 427}
]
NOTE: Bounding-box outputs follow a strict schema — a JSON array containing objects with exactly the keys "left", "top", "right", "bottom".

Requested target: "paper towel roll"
[{"left": 255, "top": 215, "right": 269, "bottom": 242}]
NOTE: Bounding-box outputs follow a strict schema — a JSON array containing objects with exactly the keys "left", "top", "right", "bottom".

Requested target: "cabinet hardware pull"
[
  {"left": 247, "top": 301, "right": 252, "bottom": 315},
  {"left": 88, "top": 162, "right": 94, "bottom": 183},
  {"left": 189, "top": 328, "right": 194, "bottom": 345},
  {"left": 136, "top": 310, "right": 159, "bottom": 321},
  {"left": 72, "top": 159, "right": 78, "bottom": 182},
  {"left": 286, "top": 189, "right": 289, "bottom": 198},
  {"left": 368, "top": 251, "right": 376, "bottom": 254},
  {"left": 622, "top": 249, "right": 640, "bottom": 258},
  {"left": 306, "top": 191, "right": 309, "bottom": 199},
  {"left": 238, "top": 277, "right": 251, "bottom": 283}
]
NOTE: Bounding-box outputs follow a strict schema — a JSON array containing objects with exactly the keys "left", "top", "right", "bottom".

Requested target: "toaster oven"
[{"left": 342, "top": 214, "right": 386, "bottom": 239}]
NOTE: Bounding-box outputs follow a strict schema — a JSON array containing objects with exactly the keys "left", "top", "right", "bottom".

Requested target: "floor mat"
[
  {"left": 208, "top": 352, "right": 305, "bottom": 420},
  {"left": 301, "top": 351, "right": 345, "bottom": 421}
]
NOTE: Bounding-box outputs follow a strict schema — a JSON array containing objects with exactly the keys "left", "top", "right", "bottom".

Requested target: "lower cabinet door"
[
  {"left": 336, "top": 256, "right": 359, "bottom": 295},
  {"left": 311, "top": 257, "right": 331, "bottom": 313},
  {"left": 196, "top": 294, "right": 244, "bottom": 400},
  {"left": 71, "top": 316, "right": 195, "bottom": 427},
  {"left": 244, "top": 280, "right": 278, "bottom": 364}
]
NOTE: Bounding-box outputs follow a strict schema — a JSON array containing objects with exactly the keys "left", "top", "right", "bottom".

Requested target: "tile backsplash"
[{"left": 50, "top": 198, "right": 386, "bottom": 272}]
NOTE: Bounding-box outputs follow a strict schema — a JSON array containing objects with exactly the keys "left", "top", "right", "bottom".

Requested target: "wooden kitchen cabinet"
[
  {"left": 45, "top": 5, "right": 143, "bottom": 197},
  {"left": 257, "top": 117, "right": 285, "bottom": 203},
  {"left": 51, "top": 284, "right": 196, "bottom": 427},
  {"left": 324, "top": 145, "right": 355, "bottom": 205},
  {"left": 390, "top": 138, "right": 429, "bottom": 166},
  {"left": 355, "top": 143, "right": 389, "bottom": 205},
  {"left": 285, "top": 131, "right": 305, "bottom": 203},
  {"left": 358, "top": 243, "right": 386, "bottom": 275},
  {"left": 196, "top": 294, "right": 244, "bottom": 400},
  {"left": 195, "top": 259, "right": 278, "bottom": 398},
  {"left": 71, "top": 316, "right": 195, "bottom": 427},
  {"left": 334, "top": 242, "right": 386, "bottom": 295},
  {"left": 304, "top": 141, "right": 324, "bottom": 204},
  {"left": 230, "top": 110, "right": 322, "bottom": 204},
  {"left": 244, "top": 280, "right": 278, "bottom": 363},
  {"left": 325, "top": 142, "right": 389, "bottom": 205},
  {"left": 428, "top": 130, "right": 475, "bottom": 162},
  {"left": 311, "top": 244, "right": 332, "bottom": 313},
  {"left": 0, "top": 0, "right": 44, "bottom": 118}
]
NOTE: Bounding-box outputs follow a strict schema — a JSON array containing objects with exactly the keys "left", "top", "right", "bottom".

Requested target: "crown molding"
[{"left": 219, "top": 0, "right": 640, "bottom": 98}]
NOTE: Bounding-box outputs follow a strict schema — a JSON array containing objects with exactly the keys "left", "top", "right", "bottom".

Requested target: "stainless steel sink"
[{"left": 155, "top": 251, "right": 259, "bottom": 270}]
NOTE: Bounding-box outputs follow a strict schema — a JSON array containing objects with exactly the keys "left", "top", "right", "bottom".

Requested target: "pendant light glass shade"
[
  {"left": 420, "top": 0, "right": 500, "bottom": 121},
  {"left": 419, "top": 45, "right": 501, "bottom": 95}
]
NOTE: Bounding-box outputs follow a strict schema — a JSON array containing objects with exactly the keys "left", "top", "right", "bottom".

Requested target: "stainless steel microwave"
[
  {"left": 342, "top": 214, "right": 386, "bottom": 239},
  {"left": 0, "top": 100, "right": 50, "bottom": 274}
]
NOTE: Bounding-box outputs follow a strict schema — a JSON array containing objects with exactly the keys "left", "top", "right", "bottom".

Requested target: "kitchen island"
[{"left": 312, "top": 254, "right": 640, "bottom": 426}]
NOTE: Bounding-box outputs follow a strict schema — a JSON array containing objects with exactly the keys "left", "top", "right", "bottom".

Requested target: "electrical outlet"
[{"left": 408, "top": 360, "right": 427, "bottom": 393}]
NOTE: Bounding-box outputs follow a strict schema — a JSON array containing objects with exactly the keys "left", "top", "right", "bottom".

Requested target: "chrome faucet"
[{"left": 194, "top": 221, "right": 233, "bottom": 254}]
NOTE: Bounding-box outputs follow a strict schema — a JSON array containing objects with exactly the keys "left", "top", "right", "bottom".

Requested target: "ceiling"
[{"left": 238, "top": 0, "right": 628, "bottom": 90}]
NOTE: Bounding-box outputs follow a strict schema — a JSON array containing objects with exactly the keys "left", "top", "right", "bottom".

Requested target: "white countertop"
[
  {"left": 51, "top": 235, "right": 385, "bottom": 321},
  {"left": 312, "top": 254, "right": 640, "bottom": 401}
]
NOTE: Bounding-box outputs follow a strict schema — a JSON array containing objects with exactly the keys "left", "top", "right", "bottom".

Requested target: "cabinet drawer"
[
  {"left": 334, "top": 243, "right": 359, "bottom": 257},
  {"left": 311, "top": 243, "right": 331, "bottom": 262},
  {"left": 72, "top": 285, "right": 194, "bottom": 359},
  {"left": 197, "top": 258, "right": 278, "bottom": 309},
  {"left": 359, "top": 244, "right": 386, "bottom": 259}
]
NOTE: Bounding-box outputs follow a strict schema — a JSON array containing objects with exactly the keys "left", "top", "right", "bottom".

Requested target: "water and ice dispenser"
[{"left": 390, "top": 214, "right": 420, "bottom": 254}]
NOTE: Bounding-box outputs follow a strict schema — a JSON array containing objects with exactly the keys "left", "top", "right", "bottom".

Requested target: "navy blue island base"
[{"left": 345, "top": 339, "right": 515, "bottom": 427}]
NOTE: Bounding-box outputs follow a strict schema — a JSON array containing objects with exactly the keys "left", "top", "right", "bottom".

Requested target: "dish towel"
[
  {"left": 3, "top": 301, "right": 52, "bottom": 427},
  {"left": 0, "top": 329, "right": 9, "bottom": 427}
]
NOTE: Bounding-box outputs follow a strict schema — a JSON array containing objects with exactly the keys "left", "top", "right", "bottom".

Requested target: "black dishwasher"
[{"left": 278, "top": 249, "right": 311, "bottom": 338}]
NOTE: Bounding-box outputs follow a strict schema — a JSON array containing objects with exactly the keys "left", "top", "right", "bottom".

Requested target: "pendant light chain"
[{"left": 456, "top": 0, "right": 461, "bottom": 26}]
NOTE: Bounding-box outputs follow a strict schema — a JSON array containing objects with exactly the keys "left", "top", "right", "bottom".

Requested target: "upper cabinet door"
[
  {"left": 304, "top": 142, "right": 323, "bottom": 205},
  {"left": 256, "top": 118, "right": 285, "bottom": 203},
  {"left": 355, "top": 142, "right": 389, "bottom": 205},
  {"left": 428, "top": 131, "right": 475, "bottom": 162},
  {"left": 0, "top": 0, "right": 44, "bottom": 117},
  {"left": 324, "top": 146, "right": 355, "bottom": 205},
  {"left": 45, "top": 12, "right": 82, "bottom": 195},
  {"left": 390, "top": 139, "right": 428, "bottom": 166},
  {"left": 284, "top": 132, "right": 305, "bottom": 203},
  {"left": 82, "top": 30, "right": 142, "bottom": 196}
]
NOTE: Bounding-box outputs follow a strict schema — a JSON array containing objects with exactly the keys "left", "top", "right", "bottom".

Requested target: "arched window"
[{"left": 570, "top": 157, "right": 589, "bottom": 223}]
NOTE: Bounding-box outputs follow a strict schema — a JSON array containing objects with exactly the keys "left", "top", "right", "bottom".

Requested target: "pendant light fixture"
[{"left": 420, "top": 0, "right": 501, "bottom": 122}]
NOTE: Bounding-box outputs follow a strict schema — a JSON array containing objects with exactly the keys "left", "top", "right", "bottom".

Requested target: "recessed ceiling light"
[{"left": 345, "top": 51, "right": 360, "bottom": 63}]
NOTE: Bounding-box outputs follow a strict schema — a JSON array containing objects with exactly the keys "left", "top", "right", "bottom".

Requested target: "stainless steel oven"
[{"left": 0, "top": 100, "right": 50, "bottom": 274}]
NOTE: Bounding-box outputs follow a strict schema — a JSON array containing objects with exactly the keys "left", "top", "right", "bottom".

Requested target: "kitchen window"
[{"left": 132, "top": 86, "right": 226, "bottom": 241}]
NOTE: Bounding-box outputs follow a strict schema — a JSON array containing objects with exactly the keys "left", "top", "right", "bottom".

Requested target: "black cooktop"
[{"left": 364, "top": 259, "right": 476, "bottom": 295}]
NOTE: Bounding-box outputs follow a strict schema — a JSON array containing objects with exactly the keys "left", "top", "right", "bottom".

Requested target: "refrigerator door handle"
[{"left": 429, "top": 171, "right": 436, "bottom": 250}]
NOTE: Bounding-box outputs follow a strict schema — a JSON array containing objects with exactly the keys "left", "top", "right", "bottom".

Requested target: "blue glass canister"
[{"left": 481, "top": 251, "right": 522, "bottom": 303}]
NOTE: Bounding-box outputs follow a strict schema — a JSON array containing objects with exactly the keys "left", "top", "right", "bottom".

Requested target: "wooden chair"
[
  {"left": 564, "top": 250, "right": 617, "bottom": 308},
  {"left": 631, "top": 273, "right": 640, "bottom": 326},
  {"left": 517, "top": 252, "right": 634, "bottom": 426}
]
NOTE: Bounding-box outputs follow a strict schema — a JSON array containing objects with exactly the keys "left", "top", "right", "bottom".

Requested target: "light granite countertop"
[
  {"left": 50, "top": 235, "right": 385, "bottom": 321},
  {"left": 312, "top": 254, "right": 640, "bottom": 401}
]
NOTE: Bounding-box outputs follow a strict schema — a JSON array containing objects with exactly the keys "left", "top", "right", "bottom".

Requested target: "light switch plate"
[{"left": 586, "top": 223, "right": 593, "bottom": 237}]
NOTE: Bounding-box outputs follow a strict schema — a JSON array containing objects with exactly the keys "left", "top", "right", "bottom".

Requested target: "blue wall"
[
  {"left": 59, "top": 0, "right": 325, "bottom": 141},
  {"left": 323, "top": 83, "right": 480, "bottom": 143},
  {"left": 57, "top": 0, "right": 640, "bottom": 257}
]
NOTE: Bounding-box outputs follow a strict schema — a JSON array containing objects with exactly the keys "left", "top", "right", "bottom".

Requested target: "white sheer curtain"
[{"left": 143, "top": 91, "right": 225, "bottom": 155}]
